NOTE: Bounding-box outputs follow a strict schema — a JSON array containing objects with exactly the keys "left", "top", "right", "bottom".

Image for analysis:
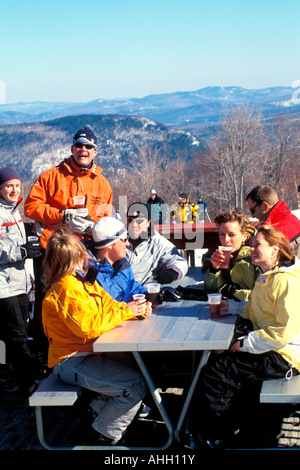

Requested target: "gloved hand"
[
  {"left": 21, "top": 241, "right": 42, "bottom": 259},
  {"left": 156, "top": 268, "right": 178, "bottom": 284},
  {"left": 68, "top": 215, "right": 94, "bottom": 234},
  {"left": 63, "top": 207, "right": 94, "bottom": 234},
  {"left": 63, "top": 207, "right": 89, "bottom": 223},
  {"left": 219, "top": 283, "right": 240, "bottom": 300}
]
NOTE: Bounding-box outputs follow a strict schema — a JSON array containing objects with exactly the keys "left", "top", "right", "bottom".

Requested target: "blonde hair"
[
  {"left": 256, "top": 225, "right": 293, "bottom": 263},
  {"left": 44, "top": 225, "right": 91, "bottom": 289},
  {"left": 214, "top": 210, "right": 256, "bottom": 243}
]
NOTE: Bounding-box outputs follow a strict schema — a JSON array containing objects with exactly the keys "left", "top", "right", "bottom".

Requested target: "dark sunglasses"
[
  {"left": 127, "top": 217, "right": 147, "bottom": 224},
  {"left": 74, "top": 143, "right": 95, "bottom": 150},
  {"left": 249, "top": 202, "right": 261, "bottom": 215}
]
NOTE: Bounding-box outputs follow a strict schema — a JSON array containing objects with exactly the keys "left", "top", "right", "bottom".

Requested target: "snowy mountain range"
[{"left": 1, "top": 86, "right": 300, "bottom": 136}]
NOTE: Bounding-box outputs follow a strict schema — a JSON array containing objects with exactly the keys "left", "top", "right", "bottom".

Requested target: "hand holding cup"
[
  {"left": 210, "top": 246, "right": 232, "bottom": 269},
  {"left": 129, "top": 294, "right": 152, "bottom": 320}
]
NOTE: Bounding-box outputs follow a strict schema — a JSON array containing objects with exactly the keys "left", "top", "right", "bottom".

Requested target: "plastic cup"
[
  {"left": 73, "top": 196, "right": 86, "bottom": 208},
  {"left": 218, "top": 246, "right": 232, "bottom": 269},
  {"left": 133, "top": 294, "right": 146, "bottom": 303},
  {"left": 133, "top": 294, "right": 146, "bottom": 320},
  {"left": 208, "top": 293, "right": 222, "bottom": 319},
  {"left": 147, "top": 283, "right": 160, "bottom": 308}
]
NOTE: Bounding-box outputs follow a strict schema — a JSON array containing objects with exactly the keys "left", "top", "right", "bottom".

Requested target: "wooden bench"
[{"left": 260, "top": 375, "right": 300, "bottom": 404}]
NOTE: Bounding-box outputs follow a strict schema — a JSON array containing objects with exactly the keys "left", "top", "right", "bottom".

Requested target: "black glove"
[
  {"left": 21, "top": 241, "right": 42, "bottom": 259},
  {"left": 219, "top": 283, "right": 240, "bottom": 300},
  {"left": 156, "top": 268, "right": 178, "bottom": 284}
]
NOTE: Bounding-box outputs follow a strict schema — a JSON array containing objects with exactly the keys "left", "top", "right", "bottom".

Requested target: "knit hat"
[
  {"left": 0, "top": 167, "right": 20, "bottom": 189},
  {"left": 149, "top": 188, "right": 156, "bottom": 195},
  {"left": 127, "top": 202, "right": 150, "bottom": 220},
  {"left": 73, "top": 125, "right": 97, "bottom": 148},
  {"left": 92, "top": 217, "right": 127, "bottom": 249}
]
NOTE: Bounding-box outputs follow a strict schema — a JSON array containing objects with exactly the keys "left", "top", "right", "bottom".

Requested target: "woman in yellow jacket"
[
  {"left": 42, "top": 226, "right": 151, "bottom": 446},
  {"left": 187, "top": 226, "right": 300, "bottom": 449}
]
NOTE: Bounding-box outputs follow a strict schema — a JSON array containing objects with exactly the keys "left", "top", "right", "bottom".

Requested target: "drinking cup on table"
[
  {"left": 218, "top": 246, "right": 232, "bottom": 269},
  {"left": 73, "top": 196, "right": 86, "bottom": 208},
  {"left": 147, "top": 283, "right": 161, "bottom": 308},
  {"left": 133, "top": 293, "right": 147, "bottom": 320},
  {"left": 133, "top": 294, "right": 146, "bottom": 303},
  {"left": 208, "top": 293, "right": 222, "bottom": 319}
]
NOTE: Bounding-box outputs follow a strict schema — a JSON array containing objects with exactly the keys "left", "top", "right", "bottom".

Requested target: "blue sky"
[{"left": 1, "top": 0, "right": 300, "bottom": 103}]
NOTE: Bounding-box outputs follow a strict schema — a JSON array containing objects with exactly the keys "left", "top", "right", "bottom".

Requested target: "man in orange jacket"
[{"left": 24, "top": 125, "right": 112, "bottom": 361}]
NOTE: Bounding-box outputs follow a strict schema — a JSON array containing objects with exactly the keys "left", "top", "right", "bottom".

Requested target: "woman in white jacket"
[
  {"left": 0, "top": 167, "right": 41, "bottom": 390},
  {"left": 187, "top": 225, "right": 300, "bottom": 449}
]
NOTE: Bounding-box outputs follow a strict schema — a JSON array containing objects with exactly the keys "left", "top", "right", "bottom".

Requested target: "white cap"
[
  {"left": 149, "top": 188, "right": 156, "bottom": 194},
  {"left": 92, "top": 217, "right": 127, "bottom": 249}
]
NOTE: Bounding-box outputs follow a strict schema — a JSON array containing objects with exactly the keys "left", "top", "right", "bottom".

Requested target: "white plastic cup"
[
  {"left": 218, "top": 246, "right": 232, "bottom": 269},
  {"left": 208, "top": 293, "right": 222, "bottom": 319},
  {"left": 73, "top": 196, "right": 86, "bottom": 208},
  {"left": 133, "top": 293, "right": 146, "bottom": 320},
  {"left": 147, "top": 283, "right": 160, "bottom": 307},
  {"left": 133, "top": 294, "right": 146, "bottom": 302}
]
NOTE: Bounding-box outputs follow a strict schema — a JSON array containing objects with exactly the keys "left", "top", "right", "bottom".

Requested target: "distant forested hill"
[{"left": 0, "top": 114, "right": 205, "bottom": 182}]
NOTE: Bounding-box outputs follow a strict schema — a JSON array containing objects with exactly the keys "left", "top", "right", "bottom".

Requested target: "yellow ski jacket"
[{"left": 42, "top": 272, "right": 134, "bottom": 368}]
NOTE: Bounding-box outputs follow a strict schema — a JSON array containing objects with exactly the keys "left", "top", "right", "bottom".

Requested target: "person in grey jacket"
[
  {"left": 126, "top": 202, "right": 188, "bottom": 285},
  {"left": 0, "top": 167, "right": 41, "bottom": 391}
]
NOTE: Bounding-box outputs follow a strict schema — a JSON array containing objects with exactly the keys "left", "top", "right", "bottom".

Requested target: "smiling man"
[
  {"left": 24, "top": 125, "right": 112, "bottom": 361},
  {"left": 25, "top": 125, "right": 112, "bottom": 248}
]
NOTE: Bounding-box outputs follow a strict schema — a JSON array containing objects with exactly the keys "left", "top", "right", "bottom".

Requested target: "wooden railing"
[{"left": 154, "top": 223, "right": 219, "bottom": 266}]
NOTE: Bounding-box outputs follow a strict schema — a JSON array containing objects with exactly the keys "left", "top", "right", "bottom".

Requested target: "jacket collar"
[{"left": 64, "top": 156, "right": 102, "bottom": 176}]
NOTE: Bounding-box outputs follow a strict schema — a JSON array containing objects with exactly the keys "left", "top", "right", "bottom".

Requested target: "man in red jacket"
[{"left": 246, "top": 185, "right": 300, "bottom": 257}]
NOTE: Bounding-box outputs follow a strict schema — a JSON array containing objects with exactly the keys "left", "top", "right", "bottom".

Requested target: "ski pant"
[{"left": 54, "top": 353, "right": 147, "bottom": 441}]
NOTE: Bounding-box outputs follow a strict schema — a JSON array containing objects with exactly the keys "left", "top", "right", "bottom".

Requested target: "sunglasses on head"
[
  {"left": 127, "top": 217, "right": 147, "bottom": 224},
  {"left": 74, "top": 143, "right": 95, "bottom": 150}
]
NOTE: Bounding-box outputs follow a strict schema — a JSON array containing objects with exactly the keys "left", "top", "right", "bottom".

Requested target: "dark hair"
[
  {"left": 214, "top": 210, "right": 256, "bottom": 243},
  {"left": 127, "top": 202, "right": 150, "bottom": 220},
  {"left": 246, "top": 185, "right": 279, "bottom": 206}
]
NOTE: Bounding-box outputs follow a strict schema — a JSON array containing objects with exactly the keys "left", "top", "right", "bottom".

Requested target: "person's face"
[
  {"left": 109, "top": 237, "right": 130, "bottom": 262},
  {"left": 218, "top": 221, "right": 247, "bottom": 253},
  {"left": 71, "top": 142, "right": 97, "bottom": 167},
  {"left": 150, "top": 194, "right": 156, "bottom": 199},
  {"left": 127, "top": 217, "right": 150, "bottom": 239},
  {"left": 180, "top": 198, "right": 187, "bottom": 204},
  {"left": 250, "top": 232, "right": 278, "bottom": 271},
  {"left": 0, "top": 180, "right": 21, "bottom": 203},
  {"left": 247, "top": 198, "right": 267, "bottom": 221}
]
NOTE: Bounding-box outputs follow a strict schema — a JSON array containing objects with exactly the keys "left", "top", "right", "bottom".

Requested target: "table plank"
[
  {"left": 137, "top": 300, "right": 202, "bottom": 351},
  {"left": 93, "top": 314, "right": 157, "bottom": 352},
  {"left": 183, "top": 305, "right": 237, "bottom": 350}
]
